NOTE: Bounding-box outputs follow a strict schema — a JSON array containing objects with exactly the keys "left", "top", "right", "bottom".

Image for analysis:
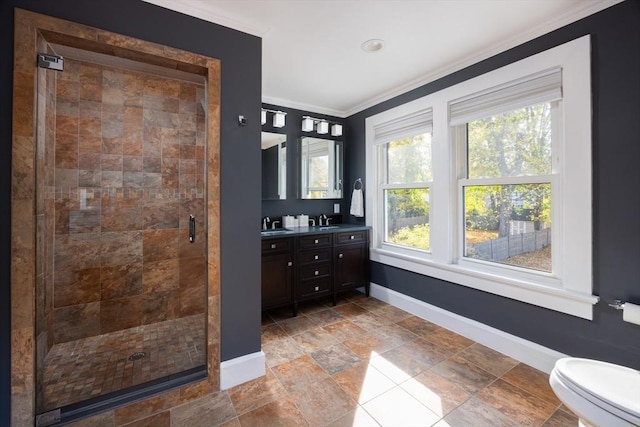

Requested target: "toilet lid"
[{"left": 555, "top": 358, "right": 640, "bottom": 420}]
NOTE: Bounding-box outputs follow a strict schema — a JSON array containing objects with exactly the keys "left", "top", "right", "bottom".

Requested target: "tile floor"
[
  {"left": 218, "top": 291, "right": 578, "bottom": 427},
  {"left": 41, "top": 314, "right": 206, "bottom": 411}
]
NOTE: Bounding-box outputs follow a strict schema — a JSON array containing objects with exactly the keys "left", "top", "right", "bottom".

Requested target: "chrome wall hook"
[{"left": 608, "top": 300, "right": 625, "bottom": 310}]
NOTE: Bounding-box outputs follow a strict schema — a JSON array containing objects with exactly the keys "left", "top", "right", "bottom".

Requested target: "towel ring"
[{"left": 353, "top": 178, "right": 363, "bottom": 190}]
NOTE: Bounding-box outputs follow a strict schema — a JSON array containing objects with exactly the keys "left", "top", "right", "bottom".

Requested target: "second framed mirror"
[{"left": 299, "top": 137, "right": 342, "bottom": 199}]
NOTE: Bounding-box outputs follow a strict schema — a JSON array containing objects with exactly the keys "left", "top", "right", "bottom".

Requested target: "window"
[
  {"left": 452, "top": 69, "right": 560, "bottom": 274},
  {"left": 365, "top": 36, "right": 597, "bottom": 319},
  {"left": 383, "top": 132, "right": 432, "bottom": 251},
  {"left": 373, "top": 108, "right": 433, "bottom": 254}
]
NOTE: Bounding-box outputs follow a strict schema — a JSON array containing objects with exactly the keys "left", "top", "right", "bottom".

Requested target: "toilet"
[{"left": 549, "top": 358, "right": 640, "bottom": 427}]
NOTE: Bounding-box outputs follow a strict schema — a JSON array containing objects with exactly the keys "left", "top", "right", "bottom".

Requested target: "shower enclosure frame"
[{"left": 10, "top": 9, "right": 221, "bottom": 425}]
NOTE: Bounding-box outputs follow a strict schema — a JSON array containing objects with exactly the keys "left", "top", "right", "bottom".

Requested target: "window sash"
[{"left": 382, "top": 184, "right": 432, "bottom": 253}]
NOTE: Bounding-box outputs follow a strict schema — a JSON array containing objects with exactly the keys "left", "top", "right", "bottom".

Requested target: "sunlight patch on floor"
[{"left": 357, "top": 351, "right": 443, "bottom": 426}]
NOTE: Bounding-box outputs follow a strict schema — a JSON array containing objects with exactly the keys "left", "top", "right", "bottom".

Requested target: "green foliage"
[
  {"left": 387, "top": 188, "right": 430, "bottom": 220},
  {"left": 388, "top": 223, "right": 430, "bottom": 251},
  {"left": 465, "top": 103, "right": 553, "bottom": 236}
]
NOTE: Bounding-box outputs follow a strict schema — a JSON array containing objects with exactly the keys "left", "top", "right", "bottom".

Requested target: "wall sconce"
[
  {"left": 317, "top": 121, "right": 329, "bottom": 134},
  {"left": 273, "top": 111, "right": 286, "bottom": 128},
  {"left": 301, "top": 116, "right": 344, "bottom": 136},
  {"left": 261, "top": 108, "right": 287, "bottom": 128},
  {"left": 302, "top": 117, "right": 314, "bottom": 132}
]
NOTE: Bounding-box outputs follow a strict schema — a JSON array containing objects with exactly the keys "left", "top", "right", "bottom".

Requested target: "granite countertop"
[{"left": 260, "top": 223, "right": 369, "bottom": 238}]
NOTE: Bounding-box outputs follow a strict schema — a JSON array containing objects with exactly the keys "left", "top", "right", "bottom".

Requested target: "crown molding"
[
  {"left": 262, "top": 95, "right": 346, "bottom": 118},
  {"left": 141, "top": 0, "right": 270, "bottom": 37}
]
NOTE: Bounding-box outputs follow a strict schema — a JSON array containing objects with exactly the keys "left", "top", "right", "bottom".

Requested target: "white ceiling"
[{"left": 143, "top": 0, "right": 620, "bottom": 117}]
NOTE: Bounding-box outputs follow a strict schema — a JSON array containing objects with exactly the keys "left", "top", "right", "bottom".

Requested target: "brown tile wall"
[{"left": 51, "top": 58, "right": 207, "bottom": 344}]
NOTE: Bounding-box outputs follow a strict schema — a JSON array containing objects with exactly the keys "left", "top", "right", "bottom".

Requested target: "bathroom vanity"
[{"left": 261, "top": 224, "right": 370, "bottom": 316}]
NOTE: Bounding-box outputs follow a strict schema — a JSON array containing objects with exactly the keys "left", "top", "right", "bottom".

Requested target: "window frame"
[
  {"left": 456, "top": 99, "right": 560, "bottom": 281},
  {"left": 365, "top": 36, "right": 597, "bottom": 320},
  {"left": 380, "top": 131, "right": 434, "bottom": 255}
]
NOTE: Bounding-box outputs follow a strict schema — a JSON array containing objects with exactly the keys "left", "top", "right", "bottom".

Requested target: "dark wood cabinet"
[
  {"left": 335, "top": 240, "right": 370, "bottom": 297},
  {"left": 296, "top": 234, "right": 333, "bottom": 311},
  {"left": 261, "top": 238, "right": 294, "bottom": 311},
  {"left": 261, "top": 227, "right": 369, "bottom": 316}
]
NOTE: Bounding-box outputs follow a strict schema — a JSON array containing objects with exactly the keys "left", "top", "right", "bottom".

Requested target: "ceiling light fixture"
[
  {"left": 331, "top": 124, "right": 343, "bottom": 137},
  {"left": 361, "top": 39, "right": 384, "bottom": 53}
]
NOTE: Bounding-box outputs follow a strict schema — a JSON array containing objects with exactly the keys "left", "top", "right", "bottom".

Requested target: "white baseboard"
[
  {"left": 370, "top": 283, "right": 567, "bottom": 374},
  {"left": 220, "top": 351, "right": 266, "bottom": 390}
]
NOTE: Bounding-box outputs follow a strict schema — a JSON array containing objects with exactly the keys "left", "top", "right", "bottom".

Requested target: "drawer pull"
[
  {"left": 350, "top": 235, "right": 355, "bottom": 240},
  {"left": 314, "top": 239, "right": 319, "bottom": 244},
  {"left": 314, "top": 255, "right": 319, "bottom": 260},
  {"left": 314, "top": 270, "right": 319, "bottom": 276},
  {"left": 315, "top": 286, "right": 319, "bottom": 291},
  {"left": 271, "top": 243, "right": 277, "bottom": 249},
  {"left": 287, "top": 261, "right": 292, "bottom": 267},
  {"left": 338, "top": 253, "right": 344, "bottom": 258}
]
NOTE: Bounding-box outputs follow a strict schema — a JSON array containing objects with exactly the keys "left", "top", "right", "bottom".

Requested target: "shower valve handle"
[{"left": 189, "top": 215, "right": 196, "bottom": 243}]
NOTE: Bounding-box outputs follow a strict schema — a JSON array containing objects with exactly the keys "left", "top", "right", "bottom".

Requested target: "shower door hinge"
[
  {"left": 36, "top": 408, "right": 61, "bottom": 427},
  {"left": 37, "top": 53, "right": 64, "bottom": 71}
]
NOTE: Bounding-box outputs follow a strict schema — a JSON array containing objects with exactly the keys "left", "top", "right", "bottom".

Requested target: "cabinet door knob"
[
  {"left": 314, "top": 239, "right": 319, "bottom": 244},
  {"left": 287, "top": 261, "right": 292, "bottom": 267},
  {"left": 314, "top": 286, "right": 319, "bottom": 291},
  {"left": 338, "top": 253, "right": 344, "bottom": 258},
  {"left": 314, "top": 270, "right": 319, "bottom": 276},
  {"left": 271, "top": 243, "right": 277, "bottom": 249},
  {"left": 350, "top": 235, "right": 355, "bottom": 240},
  {"left": 314, "top": 255, "right": 319, "bottom": 260}
]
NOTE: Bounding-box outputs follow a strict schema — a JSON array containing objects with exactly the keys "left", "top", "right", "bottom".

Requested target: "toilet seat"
[{"left": 553, "top": 358, "right": 640, "bottom": 426}]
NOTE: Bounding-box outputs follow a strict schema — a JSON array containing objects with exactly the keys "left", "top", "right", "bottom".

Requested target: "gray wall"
[
  {"left": 0, "top": 1, "right": 263, "bottom": 419},
  {"left": 345, "top": 1, "right": 640, "bottom": 369}
]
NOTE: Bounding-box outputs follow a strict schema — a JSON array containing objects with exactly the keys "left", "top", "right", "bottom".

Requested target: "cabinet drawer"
[
  {"left": 298, "top": 233, "right": 333, "bottom": 249},
  {"left": 299, "top": 248, "right": 332, "bottom": 265},
  {"left": 262, "top": 237, "right": 292, "bottom": 254},
  {"left": 298, "top": 278, "right": 331, "bottom": 299},
  {"left": 299, "top": 263, "right": 331, "bottom": 281},
  {"left": 336, "top": 230, "right": 367, "bottom": 245}
]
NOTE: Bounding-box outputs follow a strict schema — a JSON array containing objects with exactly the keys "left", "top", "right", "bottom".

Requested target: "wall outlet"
[{"left": 334, "top": 203, "right": 340, "bottom": 214}]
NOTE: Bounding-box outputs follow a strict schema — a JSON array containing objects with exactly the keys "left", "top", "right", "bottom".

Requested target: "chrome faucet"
[
  {"left": 319, "top": 214, "right": 327, "bottom": 226},
  {"left": 271, "top": 220, "right": 280, "bottom": 229},
  {"left": 262, "top": 216, "right": 270, "bottom": 230}
]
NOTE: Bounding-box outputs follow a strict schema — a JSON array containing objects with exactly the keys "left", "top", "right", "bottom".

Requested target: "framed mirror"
[
  {"left": 299, "top": 137, "right": 343, "bottom": 199},
  {"left": 262, "top": 132, "right": 287, "bottom": 200}
]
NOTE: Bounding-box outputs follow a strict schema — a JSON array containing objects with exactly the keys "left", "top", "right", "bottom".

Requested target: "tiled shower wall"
[{"left": 50, "top": 58, "right": 207, "bottom": 344}]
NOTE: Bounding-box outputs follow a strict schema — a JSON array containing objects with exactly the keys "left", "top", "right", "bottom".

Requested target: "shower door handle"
[{"left": 189, "top": 215, "right": 196, "bottom": 243}]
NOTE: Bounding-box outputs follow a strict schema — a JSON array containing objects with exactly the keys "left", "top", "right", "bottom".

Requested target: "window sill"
[{"left": 370, "top": 247, "right": 598, "bottom": 320}]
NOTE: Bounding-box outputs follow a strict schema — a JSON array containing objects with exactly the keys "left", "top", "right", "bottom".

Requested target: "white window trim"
[{"left": 365, "top": 35, "right": 598, "bottom": 320}]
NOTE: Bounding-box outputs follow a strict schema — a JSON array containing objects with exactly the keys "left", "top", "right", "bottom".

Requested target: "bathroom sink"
[{"left": 317, "top": 225, "right": 340, "bottom": 230}]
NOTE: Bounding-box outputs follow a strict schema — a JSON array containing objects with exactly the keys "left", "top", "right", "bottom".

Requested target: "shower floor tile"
[{"left": 41, "top": 314, "right": 205, "bottom": 411}]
